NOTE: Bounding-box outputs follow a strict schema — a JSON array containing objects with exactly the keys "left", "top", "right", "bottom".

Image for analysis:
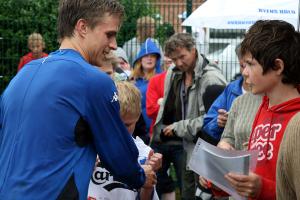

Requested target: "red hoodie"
[
  {"left": 18, "top": 52, "right": 48, "bottom": 72},
  {"left": 248, "top": 96, "right": 300, "bottom": 200},
  {"left": 146, "top": 71, "right": 167, "bottom": 136}
]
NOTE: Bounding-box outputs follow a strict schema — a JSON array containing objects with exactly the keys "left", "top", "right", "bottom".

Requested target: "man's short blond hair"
[
  {"left": 136, "top": 16, "right": 156, "bottom": 41},
  {"left": 136, "top": 16, "right": 155, "bottom": 28},
  {"left": 115, "top": 81, "right": 141, "bottom": 119}
]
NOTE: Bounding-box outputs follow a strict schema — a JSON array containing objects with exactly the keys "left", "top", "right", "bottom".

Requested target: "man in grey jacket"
[{"left": 151, "top": 33, "right": 227, "bottom": 200}]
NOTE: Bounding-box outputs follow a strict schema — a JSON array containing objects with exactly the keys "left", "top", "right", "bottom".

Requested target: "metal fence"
[
  {"left": 0, "top": 0, "right": 244, "bottom": 92},
  {"left": 150, "top": 0, "right": 245, "bottom": 81}
]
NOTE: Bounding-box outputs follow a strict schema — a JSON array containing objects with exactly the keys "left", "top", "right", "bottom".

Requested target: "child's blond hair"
[
  {"left": 27, "top": 33, "right": 45, "bottom": 49},
  {"left": 115, "top": 81, "right": 141, "bottom": 119}
]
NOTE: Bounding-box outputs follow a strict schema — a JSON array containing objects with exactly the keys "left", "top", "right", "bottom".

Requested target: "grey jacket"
[{"left": 152, "top": 50, "right": 227, "bottom": 166}]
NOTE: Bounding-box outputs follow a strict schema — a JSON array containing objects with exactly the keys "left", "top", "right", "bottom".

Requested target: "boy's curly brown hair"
[{"left": 241, "top": 20, "right": 300, "bottom": 86}]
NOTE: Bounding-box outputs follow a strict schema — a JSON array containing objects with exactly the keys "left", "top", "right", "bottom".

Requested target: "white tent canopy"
[{"left": 182, "top": 0, "right": 299, "bottom": 29}]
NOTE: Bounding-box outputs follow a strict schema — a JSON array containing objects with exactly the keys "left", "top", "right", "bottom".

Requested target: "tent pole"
[
  {"left": 186, "top": 0, "right": 193, "bottom": 33},
  {"left": 298, "top": 0, "right": 300, "bottom": 31}
]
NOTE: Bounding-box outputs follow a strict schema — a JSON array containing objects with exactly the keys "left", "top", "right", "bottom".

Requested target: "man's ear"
[
  {"left": 274, "top": 58, "right": 284, "bottom": 75},
  {"left": 74, "top": 19, "right": 88, "bottom": 38},
  {"left": 193, "top": 47, "right": 197, "bottom": 53},
  {"left": 191, "top": 47, "right": 197, "bottom": 56}
]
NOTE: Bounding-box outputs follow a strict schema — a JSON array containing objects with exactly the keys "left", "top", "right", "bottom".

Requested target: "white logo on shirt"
[
  {"left": 42, "top": 55, "right": 51, "bottom": 64},
  {"left": 111, "top": 92, "right": 118, "bottom": 103},
  {"left": 250, "top": 123, "right": 282, "bottom": 161}
]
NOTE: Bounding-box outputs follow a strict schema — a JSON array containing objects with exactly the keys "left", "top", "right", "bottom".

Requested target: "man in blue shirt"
[{"left": 0, "top": 0, "right": 156, "bottom": 199}]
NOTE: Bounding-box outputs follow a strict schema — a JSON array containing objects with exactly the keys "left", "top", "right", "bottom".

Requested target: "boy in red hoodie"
[
  {"left": 224, "top": 20, "right": 300, "bottom": 200},
  {"left": 17, "top": 33, "right": 48, "bottom": 71}
]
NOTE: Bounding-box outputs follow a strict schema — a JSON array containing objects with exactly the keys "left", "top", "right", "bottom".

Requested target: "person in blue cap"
[{"left": 131, "top": 38, "right": 162, "bottom": 143}]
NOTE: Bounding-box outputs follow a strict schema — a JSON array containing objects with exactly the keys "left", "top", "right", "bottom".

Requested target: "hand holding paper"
[
  {"left": 225, "top": 172, "right": 262, "bottom": 199},
  {"left": 188, "top": 138, "right": 258, "bottom": 200}
]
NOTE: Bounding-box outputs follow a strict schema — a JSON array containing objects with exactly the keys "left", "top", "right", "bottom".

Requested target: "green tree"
[
  {"left": 0, "top": 0, "right": 58, "bottom": 91},
  {"left": 117, "top": 0, "right": 155, "bottom": 46},
  {"left": 0, "top": 0, "right": 155, "bottom": 92},
  {"left": 155, "top": 22, "right": 175, "bottom": 46}
]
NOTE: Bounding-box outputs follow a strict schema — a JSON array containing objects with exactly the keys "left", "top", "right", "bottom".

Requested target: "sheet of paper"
[{"left": 188, "top": 138, "right": 258, "bottom": 200}]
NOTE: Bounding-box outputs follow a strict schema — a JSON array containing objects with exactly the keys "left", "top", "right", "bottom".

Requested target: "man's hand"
[
  {"left": 217, "top": 140, "right": 235, "bottom": 150},
  {"left": 141, "top": 165, "right": 157, "bottom": 189},
  {"left": 224, "top": 172, "right": 262, "bottom": 198},
  {"left": 146, "top": 150, "right": 163, "bottom": 172},
  {"left": 163, "top": 124, "right": 174, "bottom": 136},
  {"left": 217, "top": 109, "right": 228, "bottom": 128}
]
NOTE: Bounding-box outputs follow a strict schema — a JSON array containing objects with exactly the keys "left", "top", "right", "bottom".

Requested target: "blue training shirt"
[{"left": 0, "top": 49, "right": 145, "bottom": 199}]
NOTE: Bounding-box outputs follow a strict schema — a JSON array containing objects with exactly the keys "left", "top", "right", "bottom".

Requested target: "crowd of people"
[{"left": 1, "top": 0, "right": 300, "bottom": 200}]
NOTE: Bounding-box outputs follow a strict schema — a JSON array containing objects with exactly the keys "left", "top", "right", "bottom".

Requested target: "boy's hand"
[
  {"left": 157, "top": 98, "right": 164, "bottom": 106},
  {"left": 217, "top": 140, "right": 235, "bottom": 150},
  {"left": 199, "top": 176, "right": 210, "bottom": 189},
  {"left": 199, "top": 176, "right": 222, "bottom": 191},
  {"left": 140, "top": 187, "right": 154, "bottom": 200},
  {"left": 224, "top": 172, "right": 262, "bottom": 198},
  {"left": 217, "top": 109, "right": 228, "bottom": 127},
  {"left": 147, "top": 150, "right": 162, "bottom": 172},
  {"left": 242, "top": 141, "right": 249, "bottom": 150},
  {"left": 141, "top": 165, "right": 157, "bottom": 189}
]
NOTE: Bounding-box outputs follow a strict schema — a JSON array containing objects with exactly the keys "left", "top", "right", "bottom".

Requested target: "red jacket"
[
  {"left": 248, "top": 96, "right": 300, "bottom": 200},
  {"left": 18, "top": 52, "right": 48, "bottom": 71},
  {"left": 146, "top": 71, "right": 166, "bottom": 136}
]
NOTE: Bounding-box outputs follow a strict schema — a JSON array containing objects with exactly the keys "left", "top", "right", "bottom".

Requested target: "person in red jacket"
[
  {"left": 17, "top": 32, "right": 48, "bottom": 71},
  {"left": 146, "top": 56, "right": 179, "bottom": 199},
  {"left": 146, "top": 56, "right": 174, "bottom": 136},
  {"left": 224, "top": 20, "right": 300, "bottom": 200}
]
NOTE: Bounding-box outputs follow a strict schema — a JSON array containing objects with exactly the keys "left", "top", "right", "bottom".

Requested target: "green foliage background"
[
  {"left": 0, "top": 0, "right": 58, "bottom": 91},
  {"left": 0, "top": 0, "right": 161, "bottom": 92}
]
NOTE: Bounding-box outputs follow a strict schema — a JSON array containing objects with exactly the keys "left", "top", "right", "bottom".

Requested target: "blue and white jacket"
[
  {"left": 202, "top": 76, "right": 243, "bottom": 140},
  {"left": 133, "top": 38, "right": 162, "bottom": 133}
]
